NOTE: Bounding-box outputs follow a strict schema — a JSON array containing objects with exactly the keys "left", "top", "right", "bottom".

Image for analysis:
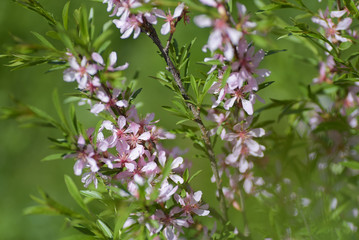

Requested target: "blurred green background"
[{"left": 0, "top": 0, "right": 325, "bottom": 239}]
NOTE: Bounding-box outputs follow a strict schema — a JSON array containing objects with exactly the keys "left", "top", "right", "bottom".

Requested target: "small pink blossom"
[
  {"left": 63, "top": 56, "right": 97, "bottom": 89},
  {"left": 153, "top": 3, "right": 185, "bottom": 35},
  {"left": 92, "top": 51, "right": 129, "bottom": 72}
]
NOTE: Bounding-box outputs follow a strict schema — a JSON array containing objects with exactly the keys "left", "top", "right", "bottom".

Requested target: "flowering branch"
[{"left": 140, "top": 19, "right": 229, "bottom": 223}]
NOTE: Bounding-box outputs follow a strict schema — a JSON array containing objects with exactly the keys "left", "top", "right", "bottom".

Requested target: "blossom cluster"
[
  {"left": 62, "top": 51, "right": 209, "bottom": 239},
  {"left": 103, "top": 0, "right": 187, "bottom": 38},
  {"left": 194, "top": 2, "right": 269, "bottom": 208},
  {"left": 307, "top": 6, "right": 359, "bottom": 161},
  {"left": 100, "top": 0, "right": 269, "bottom": 213}
]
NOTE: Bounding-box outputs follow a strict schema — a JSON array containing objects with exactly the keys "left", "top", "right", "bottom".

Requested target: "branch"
[{"left": 141, "top": 21, "right": 229, "bottom": 222}]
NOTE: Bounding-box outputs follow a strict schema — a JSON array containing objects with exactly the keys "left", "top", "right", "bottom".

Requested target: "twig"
[
  {"left": 141, "top": 21, "right": 229, "bottom": 222},
  {"left": 337, "top": 0, "right": 342, "bottom": 10}
]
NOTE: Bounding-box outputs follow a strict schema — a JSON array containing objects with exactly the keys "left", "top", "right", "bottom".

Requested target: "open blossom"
[
  {"left": 236, "top": 3, "right": 256, "bottom": 33},
  {"left": 63, "top": 56, "right": 97, "bottom": 89},
  {"left": 174, "top": 191, "right": 210, "bottom": 219},
  {"left": 91, "top": 88, "right": 129, "bottom": 115},
  {"left": 71, "top": 135, "right": 99, "bottom": 176},
  {"left": 194, "top": 16, "right": 242, "bottom": 60},
  {"left": 224, "top": 120, "right": 265, "bottom": 153},
  {"left": 92, "top": 51, "right": 129, "bottom": 72},
  {"left": 233, "top": 38, "right": 271, "bottom": 90},
  {"left": 312, "top": 8, "right": 352, "bottom": 49},
  {"left": 113, "top": 14, "right": 143, "bottom": 39},
  {"left": 153, "top": 3, "right": 185, "bottom": 35},
  {"left": 113, "top": 4, "right": 157, "bottom": 39},
  {"left": 194, "top": 2, "right": 243, "bottom": 60},
  {"left": 313, "top": 55, "right": 336, "bottom": 84},
  {"left": 158, "top": 151, "right": 184, "bottom": 184},
  {"left": 154, "top": 209, "right": 188, "bottom": 240}
]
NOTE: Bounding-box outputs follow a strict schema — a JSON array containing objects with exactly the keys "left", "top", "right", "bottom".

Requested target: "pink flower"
[
  {"left": 72, "top": 135, "right": 99, "bottom": 176},
  {"left": 312, "top": 9, "right": 352, "bottom": 48},
  {"left": 91, "top": 89, "right": 128, "bottom": 115},
  {"left": 63, "top": 56, "right": 97, "bottom": 89},
  {"left": 158, "top": 151, "right": 184, "bottom": 184},
  {"left": 232, "top": 38, "right": 271, "bottom": 91},
  {"left": 313, "top": 55, "right": 336, "bottom": 84},
  {"left": 195, "top": 16, "right": 242, "bottom": 60},
  {"left": 156, "top": 180, "right": 178, "bottom": 203},
  {"left": 174, "top": 191, "right": 210, "bottom": 220},
  {"left": 224, "top": 117, "right": 266, "bottom": 160},
  {"left": 92, "top": 51, "right": 129, "bottom": 72},
  {"left": 124, "top": 122, "right": 151, "bottom": 148},
  {"left": 113, "top": 14, "right": 143, "bottom": 39},
  {"left": 154, "top": 209, "right": 189, "bottom": 240},
  {"left": 153, "top": 3, "right": 185, "bottom": 35},
  {"left": 236, "top": 3, "right": 256, "bottom": 33}
]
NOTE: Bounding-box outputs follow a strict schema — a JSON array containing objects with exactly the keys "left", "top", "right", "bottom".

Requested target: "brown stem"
[
  {"left": 337, "top": 0, "right": 342, "bottom": 10},
  {"left": 141, "top": 21, "right": 229, "bottom": 222}
]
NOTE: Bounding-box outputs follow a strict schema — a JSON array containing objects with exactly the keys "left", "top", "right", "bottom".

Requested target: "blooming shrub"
[{"left": 2, "top": 0, "right": 359, "bottom": 239}]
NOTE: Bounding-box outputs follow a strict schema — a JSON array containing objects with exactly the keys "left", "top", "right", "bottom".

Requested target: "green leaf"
[
  {"left": 201, "top": 72, "right": 216, "bottom": 95},
  {"left": 98, "top": 40, "right": 112, "bottom": 54},
  {"left": 41, "top": 153, "right": 64, "bottom": 162},
  {"left": 31, "top": 32, "right": 56, "bottom": 50},
  {"left": 59, "top": 235, "right": 94, "bottom": 240},
  {"left": 176, "top": 119, "right": 190, "bottom": 125},
  {"left": 130, "top": 88, "right": 142, "bottom": 102},
  {"left": 114, "top": 203, "right": 137, "bottom": 239},
  {"left": 69, "top": 104, "right": 79, "bottom": 134},
  {"left": 221, "top": 66, "right": 231, "bottom": 88},
  {"left": 160, "top": 158, "right": 174, "bottom": 185},
  {"left": 199, "top": 59, "right": 222, "bottom": 66},
  {"left": 64, "top": 175, "right": 89, "bottom": 213},
  {"left": 80, "top": 190, "right": 103, "bottom": 200},
  {"left": 93, "top": 27, "right": 113, "bottom": 51},
  {"left": 53, "top": 89, "right": 70, "bottom": 132},
  {"left": 28, "top": 105, "right": 61, "bottom": 129},
  {"left": 183, "top": 169, "right": 189, "bottom": 182},
  {"left": 93, "top": 120, "right": 104, "bottom": 146},
  {"left": 97, "top": 219, "right": 113, "bottom": 238},
  {"left": 188, "top": 170, "right": 202, "bottom": 183},
  {"left": 57, "top": 26, "right": 76, "bottom": 54},
  {"left": 190, "top": 75, "right": 199, "bottom": 102},
  {"left": 62, "top": 1, "right": 71, "bottom": 30},
  {"left": 265, "top": 49, "right": 287, "bottom": 56},
  {"left": 339, "top": 41, "right": 352, "bottom": 51},
  {"left": 341, "top": 161, "right": 359, "bottom": 170},
  {"left": 162, "top": 106, "right": 187, "bottom": 118},
  {"left": 13, "top": 0, "right": 56, "bottom": 25},
  {"left": 24, "top": 205, "right": 60, "bottom": 216},
  {"left": 258, "top": 81, "right": 275, "bottom": 91},
  {"left": 79, "top": 6, "right": 90, "bottom": 44},
  {"left": 344, "top": 0, "right": 359, "bottom": 16}
]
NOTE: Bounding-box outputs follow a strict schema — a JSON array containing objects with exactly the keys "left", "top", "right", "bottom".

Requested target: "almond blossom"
[
  {"left": 153, "top": 3, "right": 185, "bottom": 35},
  {"left": 312, "top": 8, "right": 352, "bottom": 50},
  {"left": 63, "top": 55, "right": 97, "bottom": 89},
  {"left": 92, "top": 51, "right": 129, "bottom": 72},
  {"left": 174, "top": 191, "right": 210, "bottom": 220},
  {"left": 91, "top": 89, "right": 128, "bottom": 115}
]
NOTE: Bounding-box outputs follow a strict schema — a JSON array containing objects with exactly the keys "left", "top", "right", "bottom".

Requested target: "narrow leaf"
[
  {"left": 341, "top": 161, "right": 359, "bottom": 170},
  {"left": 97, "top": 219, "right": 113, "bottom": 238},
  {"left": 31, "top": 32, "right": 56, "bottom": 50},
  {"left": 41, "top": 153, "right": 64, "bottom": 162},
  {"left": 62, "top": 1, "right": 71, "bottom": 30},
  {"left": 64, "top": 175, "right": 89, "bottom": 213}
]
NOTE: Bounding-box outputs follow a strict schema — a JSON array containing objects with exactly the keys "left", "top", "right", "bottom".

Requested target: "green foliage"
[{"left": 3, "top": 0, "right": 359, "bottom": 239}]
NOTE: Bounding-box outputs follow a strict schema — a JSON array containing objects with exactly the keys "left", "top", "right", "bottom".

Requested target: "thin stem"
[
  {"left": 337, "top": 0, "right": 342, "bottom": 10},
  {"left": 141, "top": 21, "right": 229, "bottom": 222},
  {"left": 164, "top": 18, "right": 181, "bottom": 54}
]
